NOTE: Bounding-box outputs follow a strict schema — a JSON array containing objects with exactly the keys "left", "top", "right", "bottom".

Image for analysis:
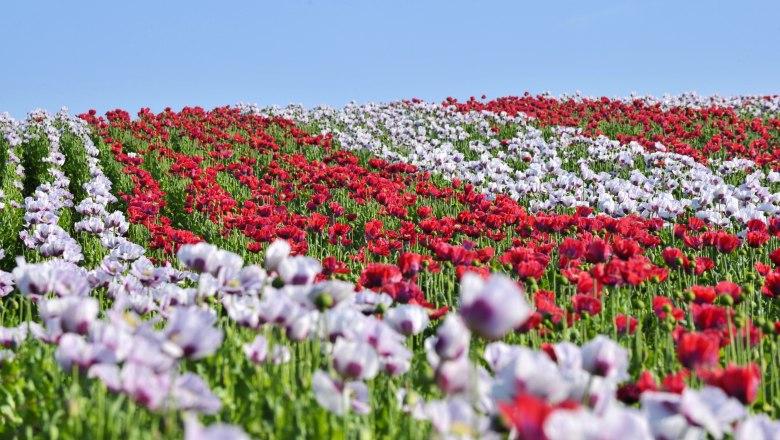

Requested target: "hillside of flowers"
[{"left": 1, "top": 92, "right": 780, "bottom": 439}]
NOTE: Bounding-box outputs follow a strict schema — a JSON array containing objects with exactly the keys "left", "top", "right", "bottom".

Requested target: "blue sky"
[{"left": 1, "top": 0, "right": 778, "bottom": 118}]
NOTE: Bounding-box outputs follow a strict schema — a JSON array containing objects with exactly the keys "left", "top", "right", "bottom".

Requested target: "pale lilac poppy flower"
[
  {"left": 353, "top": 290, "right": 393, "bottom": 314},
  {"left": 120, "top": 363, "right": 171, "bottom": 411},
  {"left": 735, "top": 414, "right": 780, "bottom": 440},
  {"left": 163, "top": 306, "right": 223, "bottom": 360},
  {"left": 207, "top": 249, "right": 244, "bottom": 277},
  {"left": 125, "top": 334, "right": 178, "bottom": 374},
  {"left": 581, "top": 335, "right": 629, "bottom": 382},
  {"left": 385, "top": 304, "right": 430, "bottom": 336},
  {"left": 88, "top": 268, "right": 115, "bottom": 289},
  {"left": 264, "top": 239, "right": 291, "bottom": 272},
  {"left": 550, "top": 341, "right": 583, "bottom": 373},
  {"left": 242, "top": 334, "right": 269, "bottom": 365},
  {"left": 483, "top": 342, "right": 522, "bottom": 373},
  {"left": 104, "top": 211, "right": 129, "bottom": 234},
  {"left": 395, "top": 388, "right": 427, "bottom": 420},
  {"left": 223, "top": 295, "right": 261, "bottom": 329},
  {"left": 429, "top": 314, "right": 470, "bottom": 361},
  {"left": 641, "top": 392, "right": 703, "bottom": 440},
  {"left": 177, "top": 243, "right": 243, "bottom": 277},
  {"left": 257, "top": 290, "right": 299, "bottom": 327},
  {"left": 196, "top": 273, "right": 221, "bottom": 299},
  {"left": 50, "top": 264, "right": 91, "bottom": 297},
  {"left": 172, "top": 372, "right": 222, "bottom": 414},
  {"left": 41, "top": 296, "right": 99, "bottom": 335},
  {"left": 272, "top": 345, "right": 291, "bottom": 365},
  {"left": 332, "top": 338, "right": 379, "bottom": 380},
  {"left": 459, "top": 273, "right": 532, "bottom": 340},
  {"left": 0, "top": 323, "right": 29, "bottom": 348},
  {"left": 108, "top": 274, "right": 144, "bottom": 300},
  {"left": 177, "top": 243, "right": 219, "bottom": 273},
  {"left": 380, "top": 352, "right": 412, "bottom": 377},
  {"left": 26, "top": 320, "right": 57, "bottom": 344},
  {"left": 285, "top": 309, "right": 318, "bottom": 341},
  {"left": 680, "top": 386, "right": 746, "bottom": 439},
  {"left": 306, "top": 280, "right": 355, "bottom": 309},
  {"left": 184, "top": 414, "right": 250, "bottom": 440},
  {"left": 12, "top": 260, "right": 54, "bottom": 297},
  {"left": 312, "top": 370, "right": 370, "bottom": 415},
  {"left": 55, "top": 334, "right": 116, "bottom": 372},
  {"left": 425, "top": 397, "right": 488, "bottom": 438},
  {"left": 435, "top": 356, "right": 472, "bottom": 395},
  {"left": 74, "top": 217, "right": 105, "bottom": 234},
  {"left": 325, "top": 306, "right": 370, "bottom": 342},
  {"left": 560, "top": 369, "right": 616, "bottom": 414},
  {"left": 545, "top": 406, "right": 652, "bottom": 440},
  {"left": 110, "top": 240, "right": 145, "bottom": 261},
  {"left": 221, "top": 265, "right": 267, "bottom": 296},
  {"left": 88, "top": 363, "right": 121, "bottom": 392},
  {"left": 278, "top": 256, "right": 321, "bottom": 286},
  {"left": 491, "top": 346, "right": 570, "bottom": 404},
  {"left": 0, "top": 270, "right": 14, "bottom": 297},
  {"left": 361, "top": 318, "right": 407, "bottom": 357},
  {"left": 0, "top": 349, "right": 14, "bottom": 365},
  {"left": 128, "top": 291, "right": 157, "bottom": 315},
  {"left": 88, "top": 321, "right": 133, "bottom": 362},
  {"left": 157, "top": 284, "right": 197, "bottom": 310},
  {"left": 130, "top": 257, "right": 167, "bottom": 287}
]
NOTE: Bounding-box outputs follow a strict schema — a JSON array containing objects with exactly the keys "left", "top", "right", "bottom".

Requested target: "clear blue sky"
[{"left": 1, "top": 0, "right": 778, "bottom": 118}]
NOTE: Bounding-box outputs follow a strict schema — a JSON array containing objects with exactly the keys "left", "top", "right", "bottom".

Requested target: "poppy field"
[{"left": 2, "top": 92, "right": 780, "bottom": 438}]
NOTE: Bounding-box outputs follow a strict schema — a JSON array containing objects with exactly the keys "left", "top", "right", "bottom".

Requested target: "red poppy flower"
[
  {"left": 455, "top": 265, "right": 490, "bottom": 280},
  {"left": 617, "top": 371, "right": 657, "bottom": 404},
  {"left": 691, "top": 303, "right": 731, "bottom": 330},
  {"left": 762, "top": 272, "right": 780, "bottom": 298},
  {"left": 652, "top": 296, "right": 683, "bottom": 321},
  {"left": 770, "top": 248, "right": 780, "bottom": 266},
  {"left": 662, "top": 247, "right": 688, "bottom": 270},
  {"left": 714, "top": 280, "right": 742, "bottom": 304},
  {"left": 572, "top": 294, "right": 602, "bottom": 316},
  {"left": 364, "top": 219, "right": 384, "bottom": 240},
  {"left": 677, "top": 332, "right": 720, "bottom": 370},
  {"left": 398, "top": 253, "right": 424, "bottom": 279},
  {"left": 698, "top": 363, "right": 761, "bottom": 404},
  {"left": 615, "top": 314, "right": 638, "bottom": 335},
  {"left": 498, "top": 393, "right": 578, "bottom": 440},
  {"left": 661, "top": 370, "right": 689, "bottom": 394},
  {"left": 689, "top": 285, "right": 716, "bottom": 304},
  {"left": 746, "top": 231, "right": 770, "bottom": 248},
  {"left": 693, "top": 257, "right": 715, "bottom": 275},
  {"left": 715, "top": 233, "right": 740, "bottom": 254},
  {"left": 359, "top": 264, "right": 402, "bottom": 289},
  {"left": 321, "top": 256, "right": 350, "bottom": 277},
  {"left": 516, "top": 260, "right": 546, "bottom": 281},
  {"left": 613, "top": 237, "right": 643, "bottom": 260},
  {"left": 585, "top": 238, "right": 612, "bottom": 263},
  {"left": 558, "top": 238, "right": 585, "bottom": 260},
  {"left": 383, "top": 281, "right": 425, "bottom": 304}
]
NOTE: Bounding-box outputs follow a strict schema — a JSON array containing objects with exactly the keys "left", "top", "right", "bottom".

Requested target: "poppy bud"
[
  {"left": 716, "top": 294, "right": 734, "bottom": 307},
  {"left": 314, "top": 293, "right": 334, "bottom": 311}
]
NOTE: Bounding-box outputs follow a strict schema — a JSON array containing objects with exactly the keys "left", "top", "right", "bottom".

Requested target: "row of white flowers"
[
  {"left": 560, "top": 91, "right": 780, "bottom": 113},
  {"left": 1, "top": 109, "right": 146, "bottom": 266},
  {"left": 241, "top": 98, "right": 779, "bottom": 227},
  {"left": 16, "top": 109, "right": 83, "bottom": 263},
  {"left": 0, "top": 112, "right": 24, "bottom": 212}
]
